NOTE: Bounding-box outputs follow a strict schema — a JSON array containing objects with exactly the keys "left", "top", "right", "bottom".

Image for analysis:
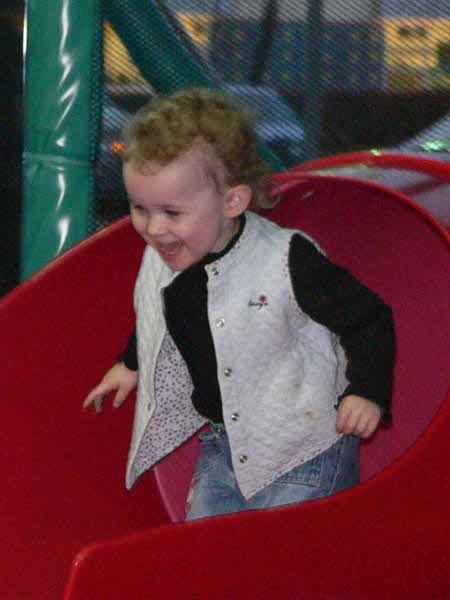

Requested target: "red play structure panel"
[{"left": 1, "top": 174, "right": 449, "bottom": 599}]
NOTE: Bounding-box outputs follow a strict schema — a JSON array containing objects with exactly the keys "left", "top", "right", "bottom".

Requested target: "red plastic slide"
[
  {"left": 291, "top": 151, "right": 450, "bottom": 230},
  {"left": 1, "top": 175, "right": 448, "bottom": 599}
]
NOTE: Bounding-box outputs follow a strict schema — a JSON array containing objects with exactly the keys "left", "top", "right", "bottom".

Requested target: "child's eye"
[
  {"left": 165, "top": 209, "right": 181, "bottom": 217},
  {"left": 131, "top": 204, "right": 145, "bottom": 214}
]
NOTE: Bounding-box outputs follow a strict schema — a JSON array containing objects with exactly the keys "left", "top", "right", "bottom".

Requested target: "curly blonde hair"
[{"left": 123, "top": 87, "right": 273, "bottom": 209}]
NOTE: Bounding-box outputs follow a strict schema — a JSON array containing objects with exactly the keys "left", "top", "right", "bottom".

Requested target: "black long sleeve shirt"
[{"left": 120, "top": 217, "right": 395, "bottom": 423}]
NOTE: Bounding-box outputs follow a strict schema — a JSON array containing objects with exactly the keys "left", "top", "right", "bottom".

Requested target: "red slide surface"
[{"left": 1, "top": 175, "right": 448, "bottom": 599}]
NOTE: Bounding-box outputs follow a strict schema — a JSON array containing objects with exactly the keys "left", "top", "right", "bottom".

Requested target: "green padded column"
[
  {"left": 105, "top": 0, "right": 213, "bottom": 92},
  {"left": 105, "top": 0, "right": 284, "bottom": 171},
  {"left": 21, "top": 0, "right": 101, "bottom": 279}
]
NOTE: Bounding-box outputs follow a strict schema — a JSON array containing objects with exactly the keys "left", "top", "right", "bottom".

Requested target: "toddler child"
[{"left": 83, "top": 87, "right": 395, "bottom": 520}]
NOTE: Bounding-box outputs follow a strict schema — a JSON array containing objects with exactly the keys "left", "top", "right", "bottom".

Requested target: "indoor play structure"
[
  {"left": 1, "top": 1, "right": 449, "bottom": 598},
  {"left": 2, "top": 170, "right": 449, "bottom": 599},
  {"left": 294, "top": 150, "right": 450, "bottom": 230}
]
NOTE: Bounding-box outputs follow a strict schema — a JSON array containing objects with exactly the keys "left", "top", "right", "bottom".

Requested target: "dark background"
[{"left": 1, "top": 0, "right": 24, "bottom": 297}]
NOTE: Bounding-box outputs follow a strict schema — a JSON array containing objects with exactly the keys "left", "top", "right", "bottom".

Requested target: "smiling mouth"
[{"left": 156, "top": 241, "right": 181, "bottom": 256}]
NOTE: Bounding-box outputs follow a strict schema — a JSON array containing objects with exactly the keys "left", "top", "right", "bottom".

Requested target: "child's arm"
[
  {"left": 289, "top": 234, "right": 396, "bottom": 434},
  {"left": 336, "top": 394, "right": 381, "bottom": 439},
  {"left": 83, "top": 362, "right": 138, "bottom": 413},
  {"left": 83, "top": 328, "right": 138, "bottom": 413}
]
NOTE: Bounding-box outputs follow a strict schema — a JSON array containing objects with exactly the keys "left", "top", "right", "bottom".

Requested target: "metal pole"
[{"left": 303, "top": 0, "right": 325, "bottom": 160}]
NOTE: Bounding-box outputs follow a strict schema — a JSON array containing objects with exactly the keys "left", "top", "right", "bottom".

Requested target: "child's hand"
[
  {"left": 83, "top": 362, "right": 138, "bottom": 414},
  {"left": 336, "top": 394, "right": 381, "bottom": 439}
]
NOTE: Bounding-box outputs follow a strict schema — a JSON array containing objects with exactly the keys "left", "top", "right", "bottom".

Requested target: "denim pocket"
[{"left": 276, "top": 452, "right": 324, "bottom": 488}]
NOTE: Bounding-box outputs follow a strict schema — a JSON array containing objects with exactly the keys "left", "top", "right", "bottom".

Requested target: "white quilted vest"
[{"left": 126, "top": 212, "right": 346, "bottom": 499}]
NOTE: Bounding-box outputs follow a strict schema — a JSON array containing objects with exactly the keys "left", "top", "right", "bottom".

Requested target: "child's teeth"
[{"left": 161, "top": 242, "right": 179, "bottom": 254}]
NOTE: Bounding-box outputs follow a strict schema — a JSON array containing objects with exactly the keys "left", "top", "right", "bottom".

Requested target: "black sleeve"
[
  {"left": 118, "top": 327, "right": 138, "bottom": 371},
  {"left": 289, "top": 234, "right": 395, "bottom": 421}
]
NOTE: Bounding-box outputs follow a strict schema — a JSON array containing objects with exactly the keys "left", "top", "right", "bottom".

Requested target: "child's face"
[{"left": 124, "top": 149, "right": 240, "bottom": 271}]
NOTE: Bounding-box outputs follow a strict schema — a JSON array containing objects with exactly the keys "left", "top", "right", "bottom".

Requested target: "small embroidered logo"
[{"left": 248, "top": 295, "right": 268, "bottom": 310}]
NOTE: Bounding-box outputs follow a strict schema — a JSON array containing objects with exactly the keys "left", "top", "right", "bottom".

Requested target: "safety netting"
[
  {"left": 95, "top": 0, "right": 450, "bottom": 231},
  {"left": 2, "top": 1, "right": 450, "bottom": 292}
]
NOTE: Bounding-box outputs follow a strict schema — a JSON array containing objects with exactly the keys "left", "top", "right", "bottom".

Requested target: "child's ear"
[{"left": 223, "top": 185, "right": 252, "bottom": 218}]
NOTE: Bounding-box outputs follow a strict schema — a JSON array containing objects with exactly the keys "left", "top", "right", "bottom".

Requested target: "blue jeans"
[{"left": 185, "top": 423, "right": 359, "bottom": 521}]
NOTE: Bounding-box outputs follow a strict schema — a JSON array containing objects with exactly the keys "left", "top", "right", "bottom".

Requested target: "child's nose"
[{"left": 146, "top": 215, "right": 167, "bottom": 237}]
